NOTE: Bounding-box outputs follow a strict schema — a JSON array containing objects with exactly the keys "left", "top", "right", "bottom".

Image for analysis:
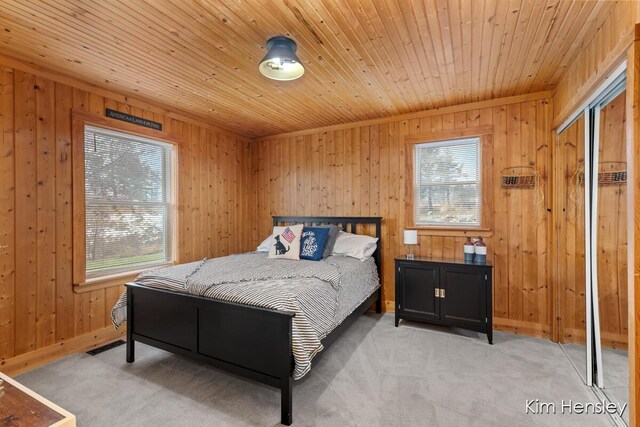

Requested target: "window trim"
[
  {"left": 405, "top": 126, "right": 494, "bottom": 231},
  {"left": 72, "top": 110, "right": 182, "bottom": 287}
]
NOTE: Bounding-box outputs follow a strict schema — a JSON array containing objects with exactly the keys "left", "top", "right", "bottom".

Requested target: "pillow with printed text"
[{"left": 299, "top": 227, "right": 331, "bottom": 261}]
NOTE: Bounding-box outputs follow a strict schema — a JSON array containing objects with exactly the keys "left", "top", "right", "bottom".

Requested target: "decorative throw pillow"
[
  {"left": 256, "top": 233, "right": 273, "bottom": 252},
  {"left": 331, "top": 231, "right": 378, "bottom": 261},
  {"left": 268, "top": 224, "right": 304, "bottom": 260},
  {"left": 299, "top": 227, "right": 331, "bottom": 261},
  {"left": 315, "top": 225, "right": 341, "bottom": 259}
]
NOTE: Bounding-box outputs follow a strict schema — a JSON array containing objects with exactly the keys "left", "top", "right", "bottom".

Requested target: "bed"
[{"left": 118, "top": 216, "right": 382, "bottom": 425}]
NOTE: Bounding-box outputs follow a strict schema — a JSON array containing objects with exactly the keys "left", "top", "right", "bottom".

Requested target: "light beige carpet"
[{"left": 17, "top": 313, "right": 613, "bottom": 426}]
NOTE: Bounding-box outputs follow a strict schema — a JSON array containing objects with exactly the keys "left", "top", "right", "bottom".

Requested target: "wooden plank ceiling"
[{"left": 0, "top": 0, "right": 615, "bottom": 137}]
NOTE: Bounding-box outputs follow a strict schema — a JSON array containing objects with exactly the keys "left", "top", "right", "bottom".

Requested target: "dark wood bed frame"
[{"left": 125, "top": 216, "right": 382, "bottom": 425}]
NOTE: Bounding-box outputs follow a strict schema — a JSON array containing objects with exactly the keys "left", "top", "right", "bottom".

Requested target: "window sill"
[
  {"left": 406, "top": 227, "right": 493, "bottom": 237},
  {"left": 73, "top": 263, "right": 174, "bottom": 293}
]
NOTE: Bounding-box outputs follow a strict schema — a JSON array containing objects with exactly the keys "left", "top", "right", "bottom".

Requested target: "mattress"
[
  {"left": 326, "top": 255, "right": 380, "bottom": 333},
  {"left": 111, "top": 252, "right": 379, "bottom": 379}
]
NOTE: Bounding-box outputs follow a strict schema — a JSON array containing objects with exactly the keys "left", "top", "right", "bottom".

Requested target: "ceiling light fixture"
[{"left": 259, "top": 36, "right": 304, "bottom": 81}]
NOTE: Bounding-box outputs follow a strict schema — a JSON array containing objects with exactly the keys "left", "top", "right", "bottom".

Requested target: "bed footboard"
[{"left": 125, "top": 283, "right": 295, "bottom": 425}]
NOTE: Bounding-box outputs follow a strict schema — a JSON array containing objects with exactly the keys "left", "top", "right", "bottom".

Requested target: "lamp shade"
[
  {"left": 259, "top": 36, "right": 305, "bottom": 81},
  {"left": 403, "top": 230, "right": 418, "bottom": 245}
]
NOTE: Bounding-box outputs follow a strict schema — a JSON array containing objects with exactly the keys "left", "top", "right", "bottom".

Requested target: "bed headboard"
[{"left": 272, "top": 216, "right": 382, "bottom": 276}]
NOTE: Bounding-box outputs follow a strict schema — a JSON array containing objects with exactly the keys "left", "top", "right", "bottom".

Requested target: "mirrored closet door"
[
  {"left": 593, "top": 84, "right": 628, "bottom": 425},
  {"left": 557, "top": 115, "right": 587, "bottom": 382},
  {"left": 557, "top": 68, "right": 629, "bottom": 425}
]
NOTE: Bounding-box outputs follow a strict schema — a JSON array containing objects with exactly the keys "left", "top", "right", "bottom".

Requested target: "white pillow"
[
  {"left": 257, "top": 234, "right": 273, "bottom": 252},
  {"left": 331, "top": 231, "right": 378, "bottom": 261},
  {"left": 268, "top": 224, "right": 304, "bottom": 260}
]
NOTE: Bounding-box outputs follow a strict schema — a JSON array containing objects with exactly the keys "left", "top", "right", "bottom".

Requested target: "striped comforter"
[{"left": 111, "top": 253, "right": 348, "bottom": 379}]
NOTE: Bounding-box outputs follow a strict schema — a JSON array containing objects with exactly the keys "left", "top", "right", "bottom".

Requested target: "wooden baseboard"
[
  {"left": 494, "top": 317, "right": 551, "bottom": 339},
  {"left": 385, "top": 303, "right": 551, "bottom": 340},
  {"left": 562, "top": 327, "right": 628, "bottom": 350},
  {"left": 384, "top": 301, "right": 395, "bottom": 313},
  {"left": 0, "top": 311, "right": 554, "bottom": 377},
  {"left": 0, "top": 326, "right": 126, "bottom": 376}
]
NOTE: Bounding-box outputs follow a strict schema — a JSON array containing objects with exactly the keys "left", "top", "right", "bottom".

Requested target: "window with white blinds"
[
  {"left": 414, "top": 137, "right": 481, "bottom": 227},
  {"left": 84, "top": 125, "right": 175, "bottom": 279}
]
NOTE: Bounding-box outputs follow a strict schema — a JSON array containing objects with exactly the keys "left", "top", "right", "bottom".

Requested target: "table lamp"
[{"left": 403, "top": 230, "right": 418, "bottom": 259}]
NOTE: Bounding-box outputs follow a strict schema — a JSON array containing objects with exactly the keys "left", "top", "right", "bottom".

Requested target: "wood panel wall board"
[
  {"left": 369, "top": 126, "right": 380, "bottom": 217},
  {"left": 14, "top": 70, "right": 38, "bottom": 354},
  {"left": 549, "top": 103, "right": 562, "bottom": 343},
  {"left": 492, "top": 105, "right": 509, "bottom": 319},
  {"left": 521, "top": 101, "right": 538, "bottom": 323},
  {"left": 537, "top": 98, "right": 552, "bottom": 328},
  {"left": 506, "top": 103, "right": 524, "bottom": 321},
  {"left": 34, "top": 76, "right": 56, "bottom": 349},
  {"left": 89, "top": 290, "right": 105, "bottom": 332},
  {"left": 191, "top": 127, "right": 202, "bottom": 260},
  {"left": 0, "top": 67, "right": 15, "bottom": 358},
  {"left": 71, "top": 88, "right": 90, "bottom": 337},
  {"left": 206, "top": 132, "right": 215, "bottom": 257},
  {"left": 53, "top": 83, "right": 75, "bottom": 343},
  {"left": 507, "top": 0, "right": 549, "bottom": 93}
]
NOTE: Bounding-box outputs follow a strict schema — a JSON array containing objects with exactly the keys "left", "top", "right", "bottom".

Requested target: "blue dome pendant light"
[{"left": 259, "top": 36, "right": 304, "bottom": 81}]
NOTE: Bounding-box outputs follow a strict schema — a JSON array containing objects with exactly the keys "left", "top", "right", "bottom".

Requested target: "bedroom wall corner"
[
  {"left": 250, "top": 92, "right": 555, "bottom": 340},
  {"left": 552, "top": 1, "right": 640, "bottom": 127}
]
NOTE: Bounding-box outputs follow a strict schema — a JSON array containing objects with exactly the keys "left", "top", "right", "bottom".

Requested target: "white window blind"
[
  {"left": 414, "top": 137, "right": 481, "bottom": 227},
  {"left": 84, "top": 125, "right": 174, "bottom": 278}
]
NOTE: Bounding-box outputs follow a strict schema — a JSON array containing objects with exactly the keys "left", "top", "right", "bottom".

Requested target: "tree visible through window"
[
  {"left": 84, "top": 125, "right": 174, "bottom": 278},
  {"left": 414, "top": 137, "right": 481, "bottom": 226}
]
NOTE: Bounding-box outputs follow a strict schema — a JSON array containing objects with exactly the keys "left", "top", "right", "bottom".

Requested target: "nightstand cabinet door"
[
  {"left": 397, "top": 263, "right": 439, "bottom": 321},
  {"left": 440, "top": 266, "right": 487, "bottom": 328}
]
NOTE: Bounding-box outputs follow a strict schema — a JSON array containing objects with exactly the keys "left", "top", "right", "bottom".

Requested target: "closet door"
[
  {"left": 557, "top": 65, "right": 628, "bottom": 425},
  {"left": 594, "top": 88, "right": 629, "bottom": 424},
  {"left": 557, "top": 115, "right": 588, "bottom": 382}
]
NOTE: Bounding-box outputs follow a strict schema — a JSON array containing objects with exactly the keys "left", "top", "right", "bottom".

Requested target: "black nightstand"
[{"left": 395, "top": 257, "right": 493, "bottom": 344}]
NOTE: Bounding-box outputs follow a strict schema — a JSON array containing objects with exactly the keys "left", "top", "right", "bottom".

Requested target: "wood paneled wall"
[
  {"left": 553, "top": 1, "right": 640, "bottom": 126},
  {"left": 253, "top": 92, "right": 553, "bottom": 338},
  {"left": 0, "top": 64, "right": 254, "bottom": 374}
]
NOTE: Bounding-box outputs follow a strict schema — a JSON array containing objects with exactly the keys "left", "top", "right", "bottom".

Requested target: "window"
[
  {"left": 413, "top": 137, "right": 481, "bottom": 227},
  {"left": 84, "top": 125, "right": 175, "bottom": 278}
]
